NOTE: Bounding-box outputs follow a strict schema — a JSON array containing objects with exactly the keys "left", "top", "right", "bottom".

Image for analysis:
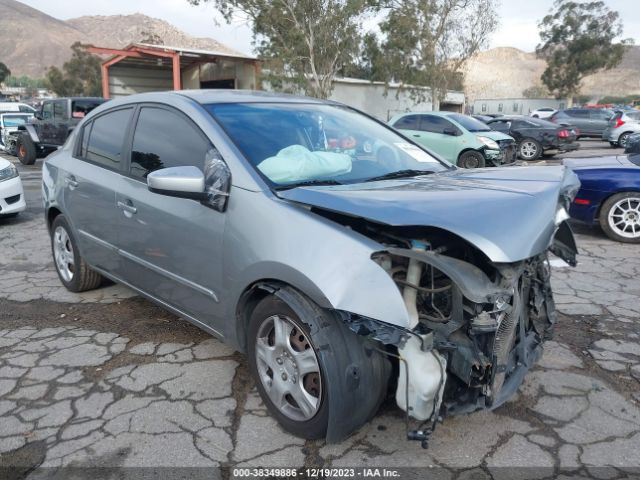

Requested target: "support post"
[
  {"left": 172, "top": 54, "right": 182, "bottom": 90},
  {"left": 101, "top": 64, "right": 110, "bottom": 99}
]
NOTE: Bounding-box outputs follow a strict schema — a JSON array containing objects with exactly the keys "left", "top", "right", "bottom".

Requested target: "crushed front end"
[{"left": 346, "top": 222, "right": 576, "bottom": 446}]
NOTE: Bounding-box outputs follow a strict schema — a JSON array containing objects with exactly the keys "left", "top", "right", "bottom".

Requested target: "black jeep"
[{"left": 16, "top": 97, "right": 105, "bottom": 165}]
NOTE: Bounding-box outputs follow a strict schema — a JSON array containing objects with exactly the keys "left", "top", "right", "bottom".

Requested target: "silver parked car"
[
  {"left": 603, "top": 110, "right": 640, "bottom": 148},
  {"left": 42, "top": 91, "right": 579, "bottom": 444}
]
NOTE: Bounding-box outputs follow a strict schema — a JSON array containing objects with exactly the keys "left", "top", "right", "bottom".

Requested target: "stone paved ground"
[{"left": 1, "top": 154, "right": 639, "bottom": 478}]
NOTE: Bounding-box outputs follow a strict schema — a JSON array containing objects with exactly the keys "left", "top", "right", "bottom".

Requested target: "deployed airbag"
[{"left": 258, "top": 145, "right": 352, "bottom": 183}]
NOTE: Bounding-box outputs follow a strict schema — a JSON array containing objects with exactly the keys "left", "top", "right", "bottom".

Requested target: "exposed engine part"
[
  {"left": 402, "top": 240, "right": 428, "bottom": 329},
  {"left": 395, "top": 333, "right": 446, "bottom": 422},
  {"left": 368, "top": 227, "right": 558, "bottom": 422}
]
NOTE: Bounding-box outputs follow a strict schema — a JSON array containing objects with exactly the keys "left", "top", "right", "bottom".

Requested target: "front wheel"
[
  {"left": 518, "top": 139, "right": 542, "bottom": 160},
  {"left": 17, "top": 134, "right": 37, "bottom": 165},
  {"left": 50, "top": 215, "right": 103, "bottom": 291},
  {"left": 599, "top": 192, "right": 640, "bottom": 243},
  {"left": 458, "top": 150, "right": 486, "bottom": 169},
  {"left": 247, "top": 291, "right": 389, "bottom": 440}
]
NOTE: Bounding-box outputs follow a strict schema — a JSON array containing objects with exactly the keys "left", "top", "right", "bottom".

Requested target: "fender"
[{"left": 22, "top": 124, "right": 40, "bottom": 143}]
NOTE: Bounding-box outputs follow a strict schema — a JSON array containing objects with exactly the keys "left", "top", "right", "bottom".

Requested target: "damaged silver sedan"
[{"left": 42, "top": 91, "right": 579, "bottom": 445}]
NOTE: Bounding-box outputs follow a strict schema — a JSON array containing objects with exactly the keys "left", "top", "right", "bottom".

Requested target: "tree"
[
  {"left": 0, "top": 62, "right": 10, "bottom": 84},
  {"left": 187, "top": 0, "right": 373, "bottom": 98},
  {"left": 522, "top": 84, "right": 550, "bottom": 98},
  {"left": 536, "top": 0, "right": 633, "bottom": 103},
  {"left": 46, "top": 42, "right": 102, "bottom": 97},
  {"left": 371, "top": 0, "right": 498, "bottom": 109}
]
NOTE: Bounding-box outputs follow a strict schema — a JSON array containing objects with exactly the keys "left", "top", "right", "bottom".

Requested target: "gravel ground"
[{"left": 1, "top": 148, "right": 639, "bottom": 478}]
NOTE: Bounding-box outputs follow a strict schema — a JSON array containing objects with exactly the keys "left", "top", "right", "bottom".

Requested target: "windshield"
[
  {"left": 206, "top": 103, "right": 451, "bottom": 186},
  {"left": 446, "top": 113, "right": 491, "bottom": 132},
  {"left": 1, "top": 114, "right": 32, "bottom": 127},
  {"left": 71, "top": 100, "right": 105, "bottom": 118}
]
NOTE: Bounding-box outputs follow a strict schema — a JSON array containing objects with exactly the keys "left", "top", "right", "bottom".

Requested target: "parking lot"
[{"left": 1, "top": 142, "right": 640, "bottom": 477}]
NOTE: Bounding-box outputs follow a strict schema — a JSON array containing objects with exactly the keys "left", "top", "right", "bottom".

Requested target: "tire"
[
  {"left": 17, "top": 134, "right": 37, "bottom": 165},
  {"left": 50, "top": 215, "right": 103, "bottom": 291},
  {"left": 609, "top": 141, "right": 618, "bottom": 148},
  {"left": 458, "top": 150, "right": 486, "bottom": 169},
  {"left": 532, "top": 114, "right": 539, "bottom": 118},
  {"left": 618, "top": 132, "right": 632, "bottom": 149},
  {"left": 541, "top": 152, "right": 556, "bottom": 159},
  {"left": 247, "top": 290, "right": 389, "bottom": 440},
  {"left": 598, "top": 192, "right": 640, "bottom": 244},
  {"left": 518, "top": 138, "right": 542, "bottom": 160}
]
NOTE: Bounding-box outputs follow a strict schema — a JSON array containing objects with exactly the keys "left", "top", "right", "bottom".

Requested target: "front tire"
[
  {"left": 458, "top": 150, "right": 486, "bottom": 169},
  {"left": 247, "top": 291, "right": 389, "bottom": 440},
  {"left": 518, "top": 138, "right": 542, "bottom": 160},
  {"left": 50, "top": 215, "right": 103, "bottom": 292},
  {"left": 17, "top": 134, "right": 37, "bottom": 165},
  {"left": 599, "top": 192, "right": 640, "bottom": 243}
]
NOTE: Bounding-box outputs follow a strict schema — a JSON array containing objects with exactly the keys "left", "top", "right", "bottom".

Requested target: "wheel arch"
[
  {"left": 46, "top": 206, "right": 63, "bottom": 232},
  {"left": 234, "top": 277, "right": 332, "bottom": 353}
]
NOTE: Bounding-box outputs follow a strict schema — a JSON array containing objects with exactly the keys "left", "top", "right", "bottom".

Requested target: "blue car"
[{"left": 563, "top": 155, "right": 640, "bottom": 243}]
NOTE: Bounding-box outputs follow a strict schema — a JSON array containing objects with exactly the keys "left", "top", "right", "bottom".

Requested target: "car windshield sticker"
[{"left": 394, "top": 143, "right": 438, "bottom": 163}]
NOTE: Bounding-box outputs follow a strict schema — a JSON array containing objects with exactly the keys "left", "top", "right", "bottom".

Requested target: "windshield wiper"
[
  {"left": 364, "top": 169, "right": 434, "bottom": 182},
  {"left": 273, "top": 179, "right": 342, "bottom": 191}
]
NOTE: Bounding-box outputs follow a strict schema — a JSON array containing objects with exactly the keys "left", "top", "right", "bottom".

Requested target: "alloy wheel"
[
  {"left": 254, "top": 314, "right": 322, "bottom": 421},
  {"left": 608, "top": 196, "right": 640, "bottom": 239},
  {"left": 53, "top": 226, "right": 75, "bottom": 282},
  {"left": 619, "top": 133, "right": 630, "bottom": 149},
  {"left": 520, "top": 141, "right": 538, "bottom": 160}
]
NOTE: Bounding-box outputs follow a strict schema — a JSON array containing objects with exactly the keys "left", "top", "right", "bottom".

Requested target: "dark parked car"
[
  {"left": 42, "top": 90, "right": 579, "bottom": 444},
  {"left": 16, "top": 97, "right": 105, "bottom": 165},
  {"left": 564, "top": 155, "right": 640, "bottom": 243},
  {"left": 549, "top": 108, "right": 613, "bottom": 138},
  {"left": 486, "top": 116, "right": 579, "bottom": 160}
]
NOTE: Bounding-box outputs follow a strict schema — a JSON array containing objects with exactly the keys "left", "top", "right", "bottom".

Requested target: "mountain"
[
  {"left": 0, "top": 0, "right": 246, "bottom": 77},
  {"left": 463, "top": 46, "right": 640, "bottom": 102}
]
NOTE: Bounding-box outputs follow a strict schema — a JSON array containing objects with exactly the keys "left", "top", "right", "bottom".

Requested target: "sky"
[{"left": 18, "top": 0, "right": 640, "bottom": 55}]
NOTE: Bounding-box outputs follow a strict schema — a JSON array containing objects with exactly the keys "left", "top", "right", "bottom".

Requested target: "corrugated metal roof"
[{"left": 133, "top": 42, "right": 257, "bottom": 61}]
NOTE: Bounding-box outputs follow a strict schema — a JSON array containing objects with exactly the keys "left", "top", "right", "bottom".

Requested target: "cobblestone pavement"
[{"left": 1, "top": 155, "right": 639, "bottom": 477}]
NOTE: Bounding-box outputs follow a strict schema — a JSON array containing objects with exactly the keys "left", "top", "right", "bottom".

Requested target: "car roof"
[{"left": 177, "top": 89, "right": 335, "bottom": 105}]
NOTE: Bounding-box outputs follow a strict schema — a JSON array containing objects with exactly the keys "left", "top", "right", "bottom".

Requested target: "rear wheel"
[
  {"left": 599, "top": 192, "right": 640, "bottom": 243},
  {"left": 17, "top": 134, "right": 37, "bottom": 165},
  {"left": 50, "top": 215, "right": 103, "bottom": 292},
  {"left": 458, "top": 150, "right": 486, "bottom": 169},
  {"left": 247, "top": 291, "right": 389, "bottom": 440},
  {"left": 618, "top": 132, "right": 632, "bottom": 149},
  {"left": 518, "top": 138, "right": 542, "bottom": 160}
]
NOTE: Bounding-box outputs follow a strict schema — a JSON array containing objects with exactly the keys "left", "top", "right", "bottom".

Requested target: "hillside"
[
  {"left": 0, "top": 0, "right": 245, "bottom": 77},
  {"left": 463, "top": 46, "right": 640, "bottom": 102}
]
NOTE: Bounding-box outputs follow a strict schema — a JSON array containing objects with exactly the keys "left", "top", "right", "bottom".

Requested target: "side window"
[
  {"left": 79, "top": 121, "right": 93, "bottom": 158},
  {"left": 491, "top": 121, "right": 510, "bottom": 132},
  {"left": 130, "top": 107, "right": 213, "bottom": 179},
  {"left": 419, "top": 115, "right": 455, "bottom": 134},
  {"left": 19, "top": 105, "right": 32, "bottom": 113},
  {"left": 568, "top": 110, "right": 589, "bottom": 118},
  {"left": 84, "top": 108, "right": 133, "bottom": 169},
  {"left": 393, "top": 115, "right": 420, "bottom": 130},
  {"left": 53, "top": 101, "right": 66, "bottom": 120},
  {"left": 42, "top": 102, "right": 53, "bottom": 120}
]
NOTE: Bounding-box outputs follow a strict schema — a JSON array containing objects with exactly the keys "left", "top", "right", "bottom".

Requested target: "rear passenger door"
[
  {"left": 115, "top": 105, "right": 227, "bottom": 334},
  {"left": 64, "top": 107, "right": 134, "bottom": 274}
]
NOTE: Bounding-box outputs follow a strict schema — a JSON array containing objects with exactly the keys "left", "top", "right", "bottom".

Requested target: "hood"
[
  {"left": 278, "top": 166, "right": 580, "bottom": 263},
  {"left": 563, "top": 155, "right": 633, "bottom": 169},
  {"left": 479, "top": 130, "right": 514, "bottom": 142}
]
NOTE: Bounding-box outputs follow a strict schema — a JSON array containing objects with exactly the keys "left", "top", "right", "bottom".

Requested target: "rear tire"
[
  {"left": 599, "top": 192, "right": 640, "bottom": 243},
  {"left": 17, "top": 134, "right": 37, "bottom": 165},
  {"left": 518, "top": 138, "right": 542, "bottom": 160},
  {"left": 458, "top": 150, "right": 486, "bottom": 169},
  {"left": 247, "top": 290, "right": 389, "bottom": 440},
  {"left": 50, "top": 215, "right": 103, "bottom": 292},
  {"left": 618, "top": 132, "right": 632, "bottom": 149}
]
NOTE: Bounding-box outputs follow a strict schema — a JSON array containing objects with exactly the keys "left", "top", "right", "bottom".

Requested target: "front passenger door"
[{"left": 116, "top": 105, "right": 227, "bottom": 334}]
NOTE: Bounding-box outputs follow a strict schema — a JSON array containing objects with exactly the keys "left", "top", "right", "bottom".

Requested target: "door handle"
[
  {"left": 412, "top": 134, "right": 420, "bottom": 137},
  {"left": 65, "top": 175, "right": 79, "bottom": 189},
  {"left": 117, "top": 201, "right": 137, "bottom": 215}
]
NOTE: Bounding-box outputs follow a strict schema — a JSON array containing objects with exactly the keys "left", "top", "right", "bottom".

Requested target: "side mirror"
[
  {"left": 443, "top": 127, "right": 460, "bottom": 136},
  {"left": 147, "top": 166, "right": 207, "bottom": 201},
  {"left": 34, "top": 112, "right": 43, "bottom": 121}
]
